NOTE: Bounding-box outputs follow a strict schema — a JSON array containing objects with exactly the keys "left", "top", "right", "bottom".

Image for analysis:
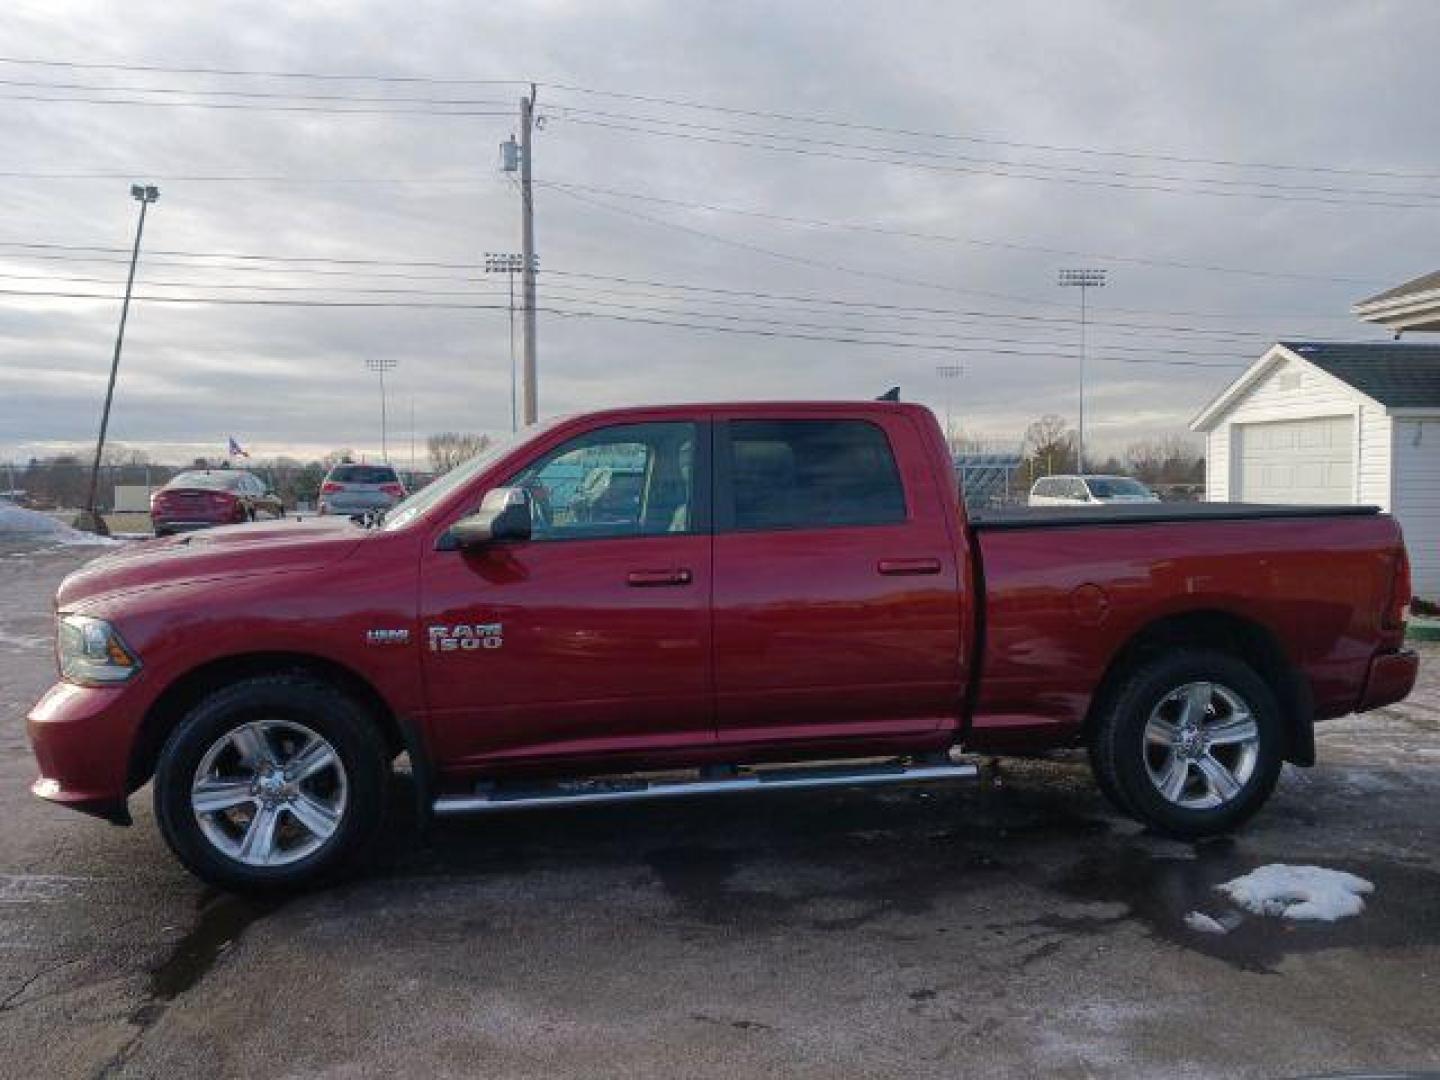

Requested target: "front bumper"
[
  {"left": 27, "top": 680, "right": 145, "bottom": 824},
  {"left": 1356, "top": 648, "right": 1420, "bottom": 712}
]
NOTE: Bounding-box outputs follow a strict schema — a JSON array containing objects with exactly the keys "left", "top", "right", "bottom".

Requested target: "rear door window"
[{"left": 722, "top": 419, "right": 906, "bottom": 531}]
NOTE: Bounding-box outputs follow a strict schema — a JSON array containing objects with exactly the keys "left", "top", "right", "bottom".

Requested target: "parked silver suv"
[{"left": 318, "top": 463, "right": 407, "bottom": 517}]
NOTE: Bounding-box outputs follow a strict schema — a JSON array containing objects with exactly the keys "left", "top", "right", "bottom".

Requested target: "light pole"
[
  {"left": 485, "top": 252, "right": 538, "bottom": 432},
  {"left": 365, "top": 357, "right": 398, "bottom": 462},
  {"left": 80, "top": 183, "right": 158, "bottom": 535},
  {"left": 936, "top": 364, "right": 964, "bottom": 448},
  {"left": 1057, "top": 268, "right": 1107, "bottom": 472}
]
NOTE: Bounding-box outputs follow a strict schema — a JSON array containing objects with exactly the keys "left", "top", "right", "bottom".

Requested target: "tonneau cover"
[{"left": 969, "top": 502, "right": 1380, "bottom": 530}]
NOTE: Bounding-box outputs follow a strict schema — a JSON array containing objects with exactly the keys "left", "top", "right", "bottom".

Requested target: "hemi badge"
[{"left": 365, "top": 628, "right": 411, "bottom": 646}]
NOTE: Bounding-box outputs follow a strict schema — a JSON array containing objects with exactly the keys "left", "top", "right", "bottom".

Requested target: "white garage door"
[{"left": 1234, "top": 416, "right": 1353, "bottom": 504}]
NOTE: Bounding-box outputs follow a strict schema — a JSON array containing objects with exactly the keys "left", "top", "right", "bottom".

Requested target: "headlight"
[{"left": 56, "top": 614, "right": 142, "bottom": 686}]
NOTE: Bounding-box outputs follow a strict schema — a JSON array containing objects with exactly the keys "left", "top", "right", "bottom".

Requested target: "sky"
[{"left": 1, "top": 0, "right": 1437, "bottom": 467}]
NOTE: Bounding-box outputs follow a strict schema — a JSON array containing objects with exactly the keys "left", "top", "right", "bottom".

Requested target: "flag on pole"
[{"left": 228, "top": 437, "right": 249, "bottom": 458}]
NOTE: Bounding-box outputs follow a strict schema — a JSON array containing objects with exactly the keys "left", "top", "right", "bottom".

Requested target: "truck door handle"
[
  {"left": 627, "top": 568, "right": 693, "bottom": 587},
  {"left": 877, "top": 558, "right": 942, "bottom": 576}
]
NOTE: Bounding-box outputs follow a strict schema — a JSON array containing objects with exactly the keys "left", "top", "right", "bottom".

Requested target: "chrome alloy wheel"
[
  {"left": 191, "top": 720, "right": 348, "bottom": 867},
  {"left": 1143, "top": 681, "right": 1260, "bottom": 810}
]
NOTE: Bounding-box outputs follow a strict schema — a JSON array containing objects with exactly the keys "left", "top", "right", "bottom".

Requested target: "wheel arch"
[
  {"left": 128, "top": 651, "right": 409, "bottom": 792},
  {"left": 1083, "top": 609, "right": 1315, "bottom": 765}
]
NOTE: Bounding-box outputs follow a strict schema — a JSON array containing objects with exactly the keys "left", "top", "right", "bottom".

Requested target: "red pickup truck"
[{"left": 27, "top": 402, "right": 1418, "bottom": 891}]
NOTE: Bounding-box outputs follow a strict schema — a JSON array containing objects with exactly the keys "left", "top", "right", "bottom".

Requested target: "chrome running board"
[{"left": 432, "top": 757, "right": 978, "bottom": 817}]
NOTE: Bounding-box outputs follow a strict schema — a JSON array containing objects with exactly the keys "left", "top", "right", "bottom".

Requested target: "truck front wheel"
[
  {"left": 1091, "top": 649, "right": 1284, "bottom": 838},
  {"left": 153, "top": 674, "right": 388, "bottom": 892}
]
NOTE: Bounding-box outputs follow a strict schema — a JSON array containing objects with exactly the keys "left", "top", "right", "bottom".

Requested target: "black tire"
[
  {"left": 1091, "top": 649, "right": 1284, "bottom": 839},
  {"left": 1087, "top": 714, "right": 1135, "bottom": 818},
  {"left": 153, "top": 674, "right": 389, "bottom": 893}
]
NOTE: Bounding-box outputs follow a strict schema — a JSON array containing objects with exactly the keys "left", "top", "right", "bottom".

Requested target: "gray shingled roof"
[
  {"left": 1282, "top": 341, "right": 1440, "bottom": 408},
  {"left": 1356, "top": 269, "right": 1440, "bottom": 308}
]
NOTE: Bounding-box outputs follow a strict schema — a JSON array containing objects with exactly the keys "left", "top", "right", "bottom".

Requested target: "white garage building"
[{"left": 1191, "top": 341, "right": 1440, "bottom": 598}]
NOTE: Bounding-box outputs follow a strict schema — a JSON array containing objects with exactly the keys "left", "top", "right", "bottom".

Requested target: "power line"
[
  {"left": 0, "top": 55, "right": 525, "bottom": 87},
  {"left": 0, "top": 56, "right": 1431, "bottom": 182},
  {"left": 0, "top": 265, "right": 1326, "bottom": 346},
  {"left": 7, "top": 73, "right": 1436, "bottom": 204},
  {"left": 0, "top": 170, "right": 485, "bottom": 184},
  {"left": 9, "top": 80, "right": 1431, "bottom": 207},
  {"left": 553, "top": 114, "right": 1440, "bottom": 211},
  {"left": 544, "top": 105, "right": 1440, "bottom": 204},
  {"left": 537, "top": 179, "right": 1385, "bottom": 285},
  {"left": 0, "top": 76, "right": 514, "bottom": 106},
  {"left": 0, "top": 286, "right": 1242, "bottom": 366},
  {"left": 536, "top": 82, "right": 1440, "bottom": 183},
  {"left": 0, "top": 162, "right": 1393, "bottom": 284},
  {"left": 543, "top": 181, "right": 1077, "bottom": 310},
  {"left": 0, "top": 91, "right": 511, "bottom": 117},
  {"left": 0, "top": 241, "right": 1362, "bottom": 335}
]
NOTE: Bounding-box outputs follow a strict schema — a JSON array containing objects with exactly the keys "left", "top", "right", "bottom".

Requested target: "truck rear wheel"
[
  {"left": 1091, "top": 649, "right": 1283, "bottom": 838},
  {"left": 153, "top": 674, "right": 388, "bottom": 892}
]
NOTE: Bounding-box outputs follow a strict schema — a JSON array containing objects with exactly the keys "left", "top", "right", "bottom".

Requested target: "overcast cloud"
[{"left": 1, "top": 0, "right": 1436, "bottom": 466}]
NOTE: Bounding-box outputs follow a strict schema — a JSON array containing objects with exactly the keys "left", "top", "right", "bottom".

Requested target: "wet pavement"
[{"left": 1, "top": 547, "right": 1437, "bottom": 1078}]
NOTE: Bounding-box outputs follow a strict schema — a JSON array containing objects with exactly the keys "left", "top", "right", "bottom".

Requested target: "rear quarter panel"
[{"left": 970, "top": 514, "right": 1402, "bottom": 747}]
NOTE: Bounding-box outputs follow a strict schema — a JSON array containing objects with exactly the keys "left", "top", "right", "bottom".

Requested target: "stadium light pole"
[
  {"left": 365, "top": 357, "right": 398, "bottom": 462},
  {"left": 80, "top": 184, "right": 158, "bottom": 535},
  {"left": 936, "top": 364, "right": 964, "bottom": 448},
  {"left": 485, "top": 252, "right": 537, "bottom": 432},
  {"left": 1057, "top": 268, "right": 1107, "bottom": 472}
]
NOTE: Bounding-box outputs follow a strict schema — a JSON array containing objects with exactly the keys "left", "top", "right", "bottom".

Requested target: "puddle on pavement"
[
  {"left": 1051, "top": 838, "right": 1440, "bottom": 972},
  {"left": 148, "top": 891, "right": 281, "bottom": 1002}
]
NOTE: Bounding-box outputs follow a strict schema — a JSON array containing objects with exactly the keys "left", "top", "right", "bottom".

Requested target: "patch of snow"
[
  {"left": 1216, "top": 864, "right": 1374, "bottom": 922},
  {"left": 1184, "top": 911, "right": 1228, "bottom": 934},
  {"left": 0, "top": 500, "right": 121, "bottom": 547}
]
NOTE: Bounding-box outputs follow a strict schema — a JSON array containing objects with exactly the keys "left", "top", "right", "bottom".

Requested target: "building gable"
[{"left": 1191, "top": 345, "right": 1379, "bottom": 433}]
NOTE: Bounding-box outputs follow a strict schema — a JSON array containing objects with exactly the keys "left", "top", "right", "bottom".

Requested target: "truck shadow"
[{"left": 364, "top": 759, "right": 1440, "bottom": 972}]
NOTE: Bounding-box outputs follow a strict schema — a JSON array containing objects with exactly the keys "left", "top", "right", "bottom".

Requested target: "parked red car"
[
  {"left": 28, "top": 402, "right": 1417, "bottom": 891},
  {"left": 150, "top": 469, "right": 284, "bottom": 537}
]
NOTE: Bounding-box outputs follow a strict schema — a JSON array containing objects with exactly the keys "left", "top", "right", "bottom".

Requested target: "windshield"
[
  {"left": 1087, "top": 477, "right": 1152, "bottom": 498},
  {"left": 380, "top": 428, "right": 535, "bottom": 531}
]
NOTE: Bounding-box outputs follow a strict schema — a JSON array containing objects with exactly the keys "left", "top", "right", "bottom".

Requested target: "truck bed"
[{"left": 969, "top": 502, "right": 1380, "bottom": 530}]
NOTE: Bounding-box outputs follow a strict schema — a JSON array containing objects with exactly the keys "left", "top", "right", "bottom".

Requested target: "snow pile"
[
  {"left": 1216, "top": 864, "right": 1374, "bottom": 922},
  {"left": 0, "top": 500, "right": 119, "bottom": 547},
  {"left": 1183, "top": 911, "right": 1228, "bottom": 934}
]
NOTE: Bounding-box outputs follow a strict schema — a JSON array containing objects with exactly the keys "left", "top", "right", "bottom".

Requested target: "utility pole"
[
  {"left": 519, "top": 84, "right": 539, "bottom": 426},
  {"left": 366, "top": 357, "right": 397, "bottom": 462},
  {"left": 81, "top": 184, "right": 159, "bottom": 535},
  {"left": 1057, "top": 268, "right": 1107, "bottom": 473}
]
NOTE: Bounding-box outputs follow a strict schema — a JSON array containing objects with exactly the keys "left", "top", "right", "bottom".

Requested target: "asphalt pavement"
[{"left": 1, "top": 544, "right": 1437, "bottom": 1079}]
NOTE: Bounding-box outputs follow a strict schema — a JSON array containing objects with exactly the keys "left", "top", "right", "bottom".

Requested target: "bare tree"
[
  {"left": 427, "top": 432, "right": 492, "bottom": 474},
  {"left": 1125, "top": 435, "right": 1204, "bottom": 485},
  {"left": 1023, "top": 414, "right": 1079, "bottom": 476},
  {"left": 101, "top": 443, "right": 150, "bottom": 467}
]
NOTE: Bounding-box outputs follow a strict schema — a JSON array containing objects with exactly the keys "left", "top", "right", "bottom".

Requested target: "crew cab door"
[
  {"left": 712, "top": 411, "right": 965, "bottom": 742},
  {"left": 419, "top": 419, "right": 713, "bottom": 767}
]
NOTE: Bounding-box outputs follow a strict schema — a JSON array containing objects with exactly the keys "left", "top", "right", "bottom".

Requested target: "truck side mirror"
[{"left": 443, "top": 486, "right": 533, "bottom": 550}]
